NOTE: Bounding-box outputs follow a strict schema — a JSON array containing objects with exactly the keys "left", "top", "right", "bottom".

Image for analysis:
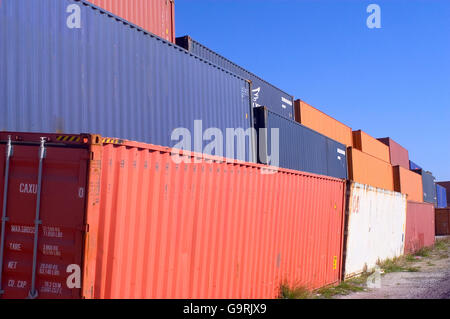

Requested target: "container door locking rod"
[
  {"left": 0, "top": 136, "right": 13, "bottom": 295},
  {"left": 28, "top": 137, "right": 47, "bottom": 299}
]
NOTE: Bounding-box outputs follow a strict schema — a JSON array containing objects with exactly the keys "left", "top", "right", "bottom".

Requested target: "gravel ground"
[{"left": 337, "top": 237, "right": 450, "bottom": 299}]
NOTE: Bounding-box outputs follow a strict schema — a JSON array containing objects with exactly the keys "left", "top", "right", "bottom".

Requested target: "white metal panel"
[{"left": 344, "top": 182, "right": 407, "bottom": 278}]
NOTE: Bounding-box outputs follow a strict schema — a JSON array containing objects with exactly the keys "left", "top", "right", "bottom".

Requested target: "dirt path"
[{"left": 337, "top": 237, "right": 450, "bottom": 299}]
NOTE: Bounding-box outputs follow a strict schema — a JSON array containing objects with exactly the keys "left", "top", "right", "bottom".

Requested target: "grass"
[
  {"left": 279, "top": 284, "right": 313, "bottom": 299},
  {"left": 279, "top": 238, "right": 450, "bottom": 299}
]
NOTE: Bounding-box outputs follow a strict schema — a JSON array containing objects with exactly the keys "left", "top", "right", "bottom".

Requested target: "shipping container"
[
  {"left": 176, "top": 36, "right": 295, "bottom": 120},
  {"left": 436, "top": 184, "right": 448, "bottom": 209},
  {"left": 343, "top": 182, "right": 407, "bottom": 279},
  {"left": 393, "top": 166, "right": 423, "bottom": 202},
  {"left": 409, "top": 161, "right": 422, "bottom": 171},
  {"left": 347, "top": 147, "right": 394, "bottom": 191},
  {"left": 435, "top": 208, "right": 450, "bottom": 236},
  {"left": 0, "top": 0, "right": 255, "bottom": 162},
  {"left": 377, "top": 137, "right": 409, "bottom": 169},
  {"left": 87, "top": 0, "right": 175, "bottom": 42},
  {"left": 294, "top": 100, "right": 353, "bottom": 147},
  {"left": 253, "top": 107, "right": 348, "bottom": 179},
  {"left": 437, "top": 182, "right": 450, "bottom": 207},
  {"left": 412, "top": 170, "right": 437, "bottom": 205},
  {"left": 404, "top": 201, "right": 435, "bottom": 254},
  {"left": 0, "top": 131, "right": 346, "bottom": 299},
  {"left": 352, "top": 131, "right": 390, "bottom": 163}
]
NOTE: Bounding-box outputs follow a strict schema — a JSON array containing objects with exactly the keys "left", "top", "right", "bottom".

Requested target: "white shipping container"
[{"left": 344, "top": 182, "right": 407, "bottom": 279}]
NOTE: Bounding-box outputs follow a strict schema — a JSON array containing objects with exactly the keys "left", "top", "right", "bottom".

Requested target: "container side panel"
[
  {"left": 347, "top": 148, "right": 394, "bottom": 191},
  {"left": 435, "top": 208, "right": 450, "bottom": 236},
  {"left": 295, "top": 100, "right": 353, "bottom": 147},
  {"left": 437, "top": 182, "right": 450, "bottom": 207},
  {"left": 393, "top": 166, "right": 423, "bottom": 202},
  {"left": 352, "top": 131, "right": 390, "bottom": 163},
  {"left": 87, "top": 0, "right": 175, "bottom": 42},
  {"left": 378, "top": 138, "right": 409, "bottom": 169},
  {"left": 404, "top": 201, "right": 435, "bottom": 254},
  {"left": 344, "top": 183, "right": 407, "bottom": 278},
  {"left": 254, "top": 107, "right": 347, "bottom": 179},
  {"left": 0, "top": 0, "right": 253, "bottom": 162},
  {"left": 436, "top": 185, "right": 447, "bottom": 209},
  {"left": 84, "top": 143, "right": 346, "bottom": 298},
  {"left": 176, "top": 36, "right": 295, "bottom": 119}
]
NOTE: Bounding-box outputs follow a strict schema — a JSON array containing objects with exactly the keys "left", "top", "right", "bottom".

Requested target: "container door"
[{"left": 0, "top": 141, "right": 88, "bottom": 299}]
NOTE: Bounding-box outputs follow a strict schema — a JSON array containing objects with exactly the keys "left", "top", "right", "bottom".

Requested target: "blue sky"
[{"left": 175, "top": 0, "right": 450, "bottom": 180}]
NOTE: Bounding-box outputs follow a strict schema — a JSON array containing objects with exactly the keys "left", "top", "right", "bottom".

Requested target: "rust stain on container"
[
  {"left": 393, "top": 166, "right": 423, "bottom": 202},
  {"left": 294, "top": 100, "right": 353, "bottom": 147},
  {"left": 405, "top": 201, "right": 435, "bottom": 254},
  {"left": 353, "top": 130, "right": 390, "bottom": 163},
  {"left": 0, "top": 132, "right": 346, "bottom": 299},
  {"left": 435, "top": 208, "right": 450, "bottom": 236},
  {"left": 347, "top": 147, "right": 394, "bottom": 191},
  {"left": 87, "top": 0, "right": 175, "bottom": 43}
]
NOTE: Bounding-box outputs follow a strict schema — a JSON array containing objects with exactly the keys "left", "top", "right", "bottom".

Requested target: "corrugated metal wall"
[
  {"left": 253, "top": 107, "right": 348, "bottom": 179},
  {"left": 404, "top": 201, "right": 435, "bottom": 254},
  {"left": 294, "top": 100, "right": 353, "bottom": 147},
  {"left": 435, "top": 208, "right": 450, "bottom": 236},
  {"left": 87, "top": 0, "right": 175, "bottom": 42},
  {"left": 176, "top": 36, "right": 295, "bottom": 120},
  {"left": 0, "top": 0, "right": 254, "bottom": 162},
  {"left": 344, "top": 182, "right": 407, "bottom": 279},
  {"left": 352, "top": 131, "right": 390, "bottom": 163},
  {"left": 378, "top": 137, "right": 409, "bottom": 169},
  {"left": 413, "top": 170, "right": 437, "bottom": 205},
  {"left": 436, "top": 184, "right": 447, "bottom": 208},
  {"left": 82, "top": 139, "right": 346, "bottom": 298},
  {"left": 437, "top": 182, "right": 450, "bottom": 207},
  {"left": 393, "top": 166, "right": 423, "bottom": 202}
]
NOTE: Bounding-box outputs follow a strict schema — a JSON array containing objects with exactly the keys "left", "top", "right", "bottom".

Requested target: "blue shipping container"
[
  {"left": 413, "top": 169, "right": 437, "bottom": 205},
  {"left": 0, "top": 0, "right": 255, "bottom": 162},
  {"left": 176, "top": 36, "right": 295, "bottom": 120},
  {"left": 253, "top": 107, "right": 347, "bottom": 179},
  {"left": 409, "top": 161, "right": 422, "bottom": 171},
  {"left": 436, "top": 184, "right": 447, "bottom": 208}
]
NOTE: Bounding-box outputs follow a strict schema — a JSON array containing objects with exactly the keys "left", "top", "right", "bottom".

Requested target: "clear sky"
[{"left": 175, "top": 0, "right": 450, "bottom": 181}]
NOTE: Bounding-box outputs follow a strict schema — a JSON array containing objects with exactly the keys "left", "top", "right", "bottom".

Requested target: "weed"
[
  {"left": 279, "top": 284, "right": 313, "bottom": 299},
  {"left": 316, "top": 273, "right": 370, "bottom": 299},
  {"left": 415, "top": 247, "right": 432, "bottom": 258}
]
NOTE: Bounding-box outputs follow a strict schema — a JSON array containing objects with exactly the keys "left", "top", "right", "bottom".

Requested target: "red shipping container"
[
  {"left": 435, "top": 208, "right": 450, "bottom": 236},
  {"left": 404, "top": 201, "right": 435, "bottom": 254},
  {"left": 0, "top": 132, "right": 346, "bottom": 299},
  {"left": 87, "top": 0, "right": 175, "bottom": 43},
  {"left": 377, "top": 137, "right": 410, "bottom": 169}
]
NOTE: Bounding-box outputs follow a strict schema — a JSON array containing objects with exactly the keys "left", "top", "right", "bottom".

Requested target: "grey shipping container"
[
  {"left": 253, "top": 107, "right": 347, "bottom": 179},
  {"left": 0, "top": 0, "right": 255, "bottom": 162},
  {"left": 176, "top": 36, "right": 295, "bottom": 120},
  {"left": 413, "top": 169, "right": 437, "bottom": 205}
]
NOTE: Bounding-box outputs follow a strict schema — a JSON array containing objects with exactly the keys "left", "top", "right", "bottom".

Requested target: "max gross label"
[{"left": 183, "top": 302, "right": 267, "bottom": 318}]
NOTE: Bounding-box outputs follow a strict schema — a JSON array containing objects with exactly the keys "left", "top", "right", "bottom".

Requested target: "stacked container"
[
  {"left": 87, "top": 0, "right": 176, "bottom": 42},
  {"left": 436, "top": 184, "right": 448, "bottom": 208},
  {"left": 294, "top": 100, "right": 353, "bottom": 147},
  {"left": 404, "top": 202, "right": 435, "bottom": 254},
  {"left": 437, "top": 182, "right": 450, "bottom": 207},
  {"left": 253, "top": 107, "right": 348, "bottom": 179},
  {"left": 0, "top": 132, "right": 346, "bottom": 299},
  {"left": 176, "top": 36, "right": 295, "bottom": 120},
  {"left": 412, "top": 170, "right": 437, "bottom": 205},
  {"left": 0, "top": 0, "right": 255, "bottom": 162}
]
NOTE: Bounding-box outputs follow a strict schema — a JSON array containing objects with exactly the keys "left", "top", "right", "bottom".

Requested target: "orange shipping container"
[
  {"left": 0, "top": 132, "right": 346, "bottom": 299},
  {"left": 393, "top": 166, "right": 423, "bottom": 202},
  {"left": 347, "top": 147, "right": 394, "bottom": 191},
  {"left": 88, "top": 0, "right": 175, "bottom": 43},
  {"left": 353, "top": 130, "right": 390, "bottom": 163},
  {"left": 294, "top": 100, "right": 353, "bottom": 147}
]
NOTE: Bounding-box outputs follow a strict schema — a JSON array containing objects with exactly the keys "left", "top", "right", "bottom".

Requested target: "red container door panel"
[{"left": 0, "top": 144, "right": 88, "bottom": 299}]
